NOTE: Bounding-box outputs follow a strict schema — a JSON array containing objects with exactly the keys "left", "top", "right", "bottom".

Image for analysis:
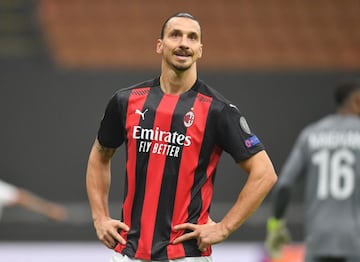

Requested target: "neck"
[
  {"left": 337, "top": 103, "right": 360, "bottom": 116},
  {"left": 159, "top": 65, "right": 197, "bottom": 95},
  {"left": 338, "top": 108, "right": 357, "bottom": 116}
]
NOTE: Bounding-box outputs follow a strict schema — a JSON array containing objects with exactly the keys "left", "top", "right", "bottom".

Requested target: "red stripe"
[
  {"left": 168, "top": 93, "right": 212, "bottom": 258},
  {"left": 115, "top": 87, "right": 150, "bottom": 253},
  {"left": 135, "top": 94, "right": 179, "bottom": 259},
  {"left": 200, "top": 145, "right": 222, "bottom": 256},
  {"left": 200, "top": 145, "right": 222, "bottom": 223}
]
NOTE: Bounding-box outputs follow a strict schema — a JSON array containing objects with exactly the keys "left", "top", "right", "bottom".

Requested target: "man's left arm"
[{"left": 173, "top": 150, "right": 277, "bottom": 251}]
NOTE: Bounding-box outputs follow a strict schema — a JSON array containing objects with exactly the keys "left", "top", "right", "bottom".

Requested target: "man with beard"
[{"left": 86, "top": 12, "right": 277, "bottom": 262}]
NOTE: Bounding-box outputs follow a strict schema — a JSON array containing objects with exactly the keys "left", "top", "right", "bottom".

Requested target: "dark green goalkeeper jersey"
[{"left": 277, "top": 114, "right": 360, "bottom": 257}]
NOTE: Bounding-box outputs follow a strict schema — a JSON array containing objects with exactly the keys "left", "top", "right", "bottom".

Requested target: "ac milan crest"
[{"left": 184, "top": 110, "right": 195, "bottom": 127}]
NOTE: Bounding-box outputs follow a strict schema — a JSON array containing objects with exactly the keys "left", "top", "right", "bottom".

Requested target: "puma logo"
[{"left": 135, "top": 108, "right": 149, "bottom": 120}]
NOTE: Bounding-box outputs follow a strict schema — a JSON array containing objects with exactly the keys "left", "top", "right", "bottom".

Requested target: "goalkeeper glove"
[{"left": 265, "top": 217, "right": 291, "bottom": 258}]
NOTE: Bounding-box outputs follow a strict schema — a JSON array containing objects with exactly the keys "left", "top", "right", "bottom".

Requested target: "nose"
[{"left": 179, "top": 36, "right": 190, "bottom": 48}]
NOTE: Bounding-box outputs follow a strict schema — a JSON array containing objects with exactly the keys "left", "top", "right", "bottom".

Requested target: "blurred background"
[{"left": 0, "top": 0, "right": 359, "bottom": 261}]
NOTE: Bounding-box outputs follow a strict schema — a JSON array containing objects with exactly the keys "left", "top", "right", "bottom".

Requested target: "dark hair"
[
  {"left": 160, "top": 12, "right": 200, "bottom": 39},
  {"left": 334, "top": 79, "right": 360, "bottom": 106}
]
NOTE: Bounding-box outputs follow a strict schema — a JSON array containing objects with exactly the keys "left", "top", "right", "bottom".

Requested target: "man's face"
[{"left": 156, "top": 17, "right": 203, "bottom": 72}]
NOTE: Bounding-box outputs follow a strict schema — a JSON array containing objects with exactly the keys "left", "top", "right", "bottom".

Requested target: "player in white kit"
[{"left": 0, "top": 179, "right": 67, "bottom": 222}]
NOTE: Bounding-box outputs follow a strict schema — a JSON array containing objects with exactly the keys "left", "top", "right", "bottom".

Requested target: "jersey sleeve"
[
  {"left": 0, "top": 179, "right": 18, "bottom": 205},
  {"left": 278, "top": 130, "right": 308, "bottom": 187},
  {"left": 97, "top": 93, "right": 125, "bottom": 148},
  {"left": 272, "top": 129, "right": 308, "bottom": 218},
  {"left": 216, "top": 103, "right": 265, "bottom": 162}
]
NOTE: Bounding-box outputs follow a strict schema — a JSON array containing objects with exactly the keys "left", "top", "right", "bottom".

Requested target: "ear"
[
  {"left": 156, "top": 39, "right": 163, "bottom": 54},
  {"left": 353, "top": 92, "right": 360, "bottom": 113},
  {"left": 198, "top": 43, "right": 203, "bottom": 59}
]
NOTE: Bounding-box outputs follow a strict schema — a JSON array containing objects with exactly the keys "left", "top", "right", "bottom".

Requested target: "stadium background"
[{"left": 0, "top": 0, "right": 359, "bottom": 261}]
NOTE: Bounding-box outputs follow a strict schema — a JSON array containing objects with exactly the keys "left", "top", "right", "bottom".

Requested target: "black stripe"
[{"left": 184, "top": 98, "right": 216, "bottom": 257}]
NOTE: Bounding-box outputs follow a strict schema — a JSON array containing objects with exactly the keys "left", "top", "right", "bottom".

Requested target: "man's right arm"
[{"left": 86, "top": 139, "right": 129, "bottom": 248}]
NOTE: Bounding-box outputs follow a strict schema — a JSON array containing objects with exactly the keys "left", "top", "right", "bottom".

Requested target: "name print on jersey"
[{"left": 133, "top": 126, "right": 192, "bottom": 157}]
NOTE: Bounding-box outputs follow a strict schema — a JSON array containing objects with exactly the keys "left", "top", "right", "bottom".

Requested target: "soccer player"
[
  {"left": 266, "top": 79, "right": 360, "bottom": 262},
  {"left": 86, "top": 12, "right": 277, "bottom": 262},
  {"left": 0, "top": 178, "right": 67, "bottom": 222}
]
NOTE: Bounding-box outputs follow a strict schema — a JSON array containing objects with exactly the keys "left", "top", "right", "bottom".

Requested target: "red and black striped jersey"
[{"left": 97, "top": 77, "right": 264, "bottom": 260}]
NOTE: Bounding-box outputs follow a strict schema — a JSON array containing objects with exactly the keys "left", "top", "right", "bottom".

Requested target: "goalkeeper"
[{"left": 266, "top": 79, "right": 360, "bottom": 262}]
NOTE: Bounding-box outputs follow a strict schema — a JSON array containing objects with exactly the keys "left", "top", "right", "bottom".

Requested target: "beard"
[
  {"left": 173, "top": 62, "right": 192, "bottom": 71},
  {"left": 161, "top": 46, "right": 196, "bottom": 72},
  {"left": 165, "top": 55, "right": 193, "bottom": 72}
]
